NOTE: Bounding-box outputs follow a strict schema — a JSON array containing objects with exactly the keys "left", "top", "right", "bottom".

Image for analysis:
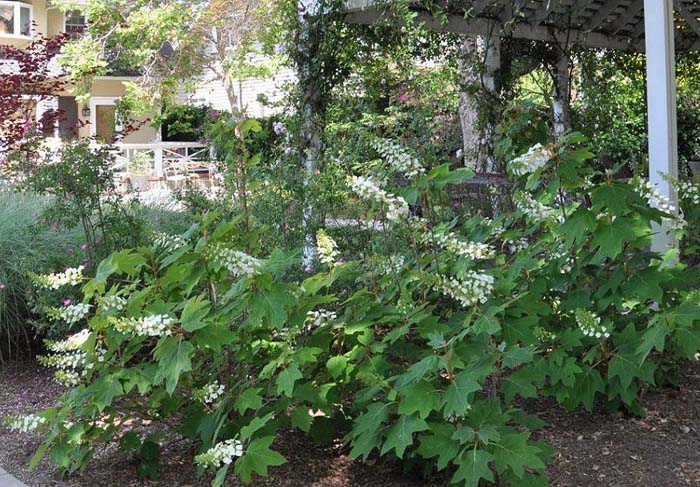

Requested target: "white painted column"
[{"left": 644, "top": 0, "right": 679, "bottom": 252}]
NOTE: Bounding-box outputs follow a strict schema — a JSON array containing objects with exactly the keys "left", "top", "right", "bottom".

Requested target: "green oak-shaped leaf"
[
  {"left": 414, "top": 423, "right": 459, "bottom": 471},
  {"left": 380, "top": 415, "right": 429, "bottom": 458},
  {"left": 493, "top": 432, "right": 545, "bottom": 478},
  {"left": 592, "top": 218, "right": 638, "bottom": 259},
  {"left": 235, "top": 388, "right": 264, "bottom": 415},
  {"left": 153, "top": 337, "right": 194, "bottom": 395},
  {"left": 443, "top": 371, "right": 480, "bottom": 418},
  {"left": 276, "top": 363, "right": 303, "bottom": 398},
  {"left": 234, "top": 436, "right": 286, "bottom": 484},
  {"left": 397, "top": 381, "right": 442, "bottom": 419},
  {"left": 451, "top": 448, "right": 494, "bottom": 487}
]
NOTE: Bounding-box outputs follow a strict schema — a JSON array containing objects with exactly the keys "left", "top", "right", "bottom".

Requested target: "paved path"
[{"left": 0, "top": 467, "right": 27, "bottom": 487}]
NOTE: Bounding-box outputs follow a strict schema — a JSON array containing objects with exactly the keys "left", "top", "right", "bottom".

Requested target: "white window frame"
[
  {"left": 0, "top": 1, "right": 33, "bottom": 38},
  {"left": 63, "top": 9, "right": 86, "bottom": 39}
]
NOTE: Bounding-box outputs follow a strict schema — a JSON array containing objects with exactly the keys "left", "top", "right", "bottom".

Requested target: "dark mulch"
[{"left": 2, "top": 360, "right": 700, "bottom": 486}]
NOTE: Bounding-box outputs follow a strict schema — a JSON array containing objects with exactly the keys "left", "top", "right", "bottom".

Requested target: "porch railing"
[{"left": 110, "top": 142, "right": 212, "bottom": 177}]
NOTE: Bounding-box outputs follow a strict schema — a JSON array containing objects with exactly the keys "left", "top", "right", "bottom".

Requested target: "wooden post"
[{"left": 644, "top": 0, "right": 679, "bottom": 252}]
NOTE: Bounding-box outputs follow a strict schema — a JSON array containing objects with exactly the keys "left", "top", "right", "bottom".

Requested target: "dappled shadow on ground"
[{"left": 2, "top": 361, "right": 700, "bottom": 486}]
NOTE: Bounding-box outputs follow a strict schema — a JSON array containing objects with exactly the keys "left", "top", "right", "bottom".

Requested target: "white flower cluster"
[
  {"left": 37, "top": 346, "right": 87, "bottom": 386},
  {"left": 549, "top": 241, "right": 574, "bottom": 274},
  {"left": 427, "top": 231, "right": 495, "bottom": 260},
  {"left": 98, "top": 294, "right": 127, "bottom": 313},
  {"left": 316, "top": 229, "right": 339, "bottom": 265},
  {"left": 506, "top": 238, "right": 530, "bottom": 254},
  {"left": 348, "top": 176, "right": 409, "bottom": 222},
  {"left": 305, "top": 309, "right": 337, "bottom": 329},
  {"left": 575, "top": 309, "right": 610, "bottom": 339},
  {"left": 110, "top": 314, "right": 174, "bottom": 337},
  {"left": 193, "top": 381, "right": 226, "bottom": 406},
  {"left": 31, "top": 266, "right": 85, "bottom": 290},
  {"left": 272, "top": 121, "right": 288, "bottom": 136},
  {"left": 435, "top": 271, "right": 494, "bottom": 307},
  {"left": 509, "top": 143, "right": 554, "bottom": 177},
  {"left": 631, "top": 177, "right": 687, "bottom": 233},
  {"left": 5, "top": 414, "right": 46, "bottom": 433},
  {"left": 46, "top": 303, "right": 91, "bottom": 325},
  {"left": 514, "top": 192, "right": 556, "bottom": 222},
  {"left": 46, "top": 329, "right": 90, "bottom": 353},
  {"left": 195, "top": 439, "right": 244, "bottom": 468},
  {"left": 38, "top": 350, "right": 86, "bottom": 370},
  {"left": 632, "top": 177, "right": 677, "bottom": 214},
  {"left": 376, "top": 254, "right": 406, "bottom": 275},
  {"left": 677, "top": 180, "right": 700, "bottom": 205},
  {"left": 153, "top": 232, "right": 186, "bottom": 252},
  {"left": 371, "top": 138, "right": 425, "bottom": 179},
  {"left": 207, "top": 244, "right": 261, "bottom": 278}
]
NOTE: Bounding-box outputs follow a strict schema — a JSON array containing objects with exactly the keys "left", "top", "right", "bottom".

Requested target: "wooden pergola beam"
[{"left": 345, "top": 8, "right": 635, "bottom": 50}]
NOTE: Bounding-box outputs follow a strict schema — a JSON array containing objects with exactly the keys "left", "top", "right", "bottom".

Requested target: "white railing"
[{"left": 110, "top": 142, "right": 212, "bottom": 177}]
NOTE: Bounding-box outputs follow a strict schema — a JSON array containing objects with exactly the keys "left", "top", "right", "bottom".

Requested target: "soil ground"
[{"left": 1, "top": 361, "right": 699, "bottom": 487}]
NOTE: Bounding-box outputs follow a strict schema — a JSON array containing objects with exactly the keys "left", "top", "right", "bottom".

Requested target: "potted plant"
[{"left": 127, "top": 151, "right": 153, "bottom": 191}]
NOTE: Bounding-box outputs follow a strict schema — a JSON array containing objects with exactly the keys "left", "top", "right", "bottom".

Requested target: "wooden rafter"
[
  {"left": 674, "top": 0, "right": 700, "bottom": 38},
  {"left": 606, "top": 0, "right": 643, "bottom": 34},
  {"left": 585, "top": 0, "right": 626, "bottom": 31},
  {"left": 530, "top": 0, "right": 558, "bottom": 25}
]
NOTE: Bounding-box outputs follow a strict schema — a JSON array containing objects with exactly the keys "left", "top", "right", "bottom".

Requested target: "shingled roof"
[{"left": 345, "top": 0, "right": 700, "bottom": 51}]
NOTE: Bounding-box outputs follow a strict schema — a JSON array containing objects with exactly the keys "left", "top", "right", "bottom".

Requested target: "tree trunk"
[
  {"left": 552, "top": 53, "right": 571, "bottom": 137},
  {"left": 456, "top": 35, "right": 482, "bottom": 171}
]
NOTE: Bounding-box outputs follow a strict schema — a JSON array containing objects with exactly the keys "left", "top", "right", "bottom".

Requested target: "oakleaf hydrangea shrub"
[{"left": 8, "top": 134, "right": 700, "bottom": 487}]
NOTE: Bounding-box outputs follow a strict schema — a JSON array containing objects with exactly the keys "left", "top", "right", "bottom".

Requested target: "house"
[{"left": 0, "top": 0, "right": 158, "bottom": 145}]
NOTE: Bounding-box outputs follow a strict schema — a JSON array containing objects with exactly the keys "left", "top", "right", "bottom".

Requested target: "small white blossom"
[
  {"left": 193, "top": 381, "right": 226, "bottom": 406},
  {"left": 305, "top": 309, "right": 337, "bottom": 329},
  {"left": 195, "top": 439, "right": 245, "bottom": 468},
  {"left": 631, "top": 177, "right": 687, "bottom": 236},
  {"left": 506, "top": 237, "right": 530, "bottom": 254},
  {"left": 46, "top": 329, "right": 91, "bottom": 353},
  {"left": 31, "top": 266, "right": 85, "bottom": 290},
  {"left": 575, "top": 309, "right": 610, "bottom": 339},
  {"left": 98, "top": 294, "right": 127, "bottom": 313},
  {"left": 206, "top": 244, "right": 261, "bottom": 278},
  {"left": 316, "top": 229, "right": 339, "bottom": 266},
  {"left": 371, "top": 138, "right": 425, "bottom": 179},
  {"left": 509, "top": 143, "right": 554, "bottom": 177},
  {"left": 110, "top": 314, "right": 174, "bottom": 337},
  {"left": 153, "top": 232, "right": 186, "bottom": 252},
  {"left": 46, "top": 303, "right": 91, "bottom": 325},
  {"left": 348, "top": 176, "right": 409, "bottom": 222},
  {"left": 514, "top": 192, "right": 556, "bottom": 222},
  {"left": 435, "top": 271, "right": 494, "bottom": 307},
  {"left": 425, "top": 231, "right": 495, "bottom": 260},
  {"left": 5, "top": 414, "right": 46, "bottom": 433},
  {"left": 272, "top": 121, "right": 288, "bottom": 135}
]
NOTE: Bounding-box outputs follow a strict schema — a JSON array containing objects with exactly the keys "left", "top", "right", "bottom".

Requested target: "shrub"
[{"left": 10, "top": 134, "right": 700, "bottom": 487}]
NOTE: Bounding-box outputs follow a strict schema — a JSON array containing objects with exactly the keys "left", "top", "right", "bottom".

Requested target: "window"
[
  {"left": 64, "top": 10, "right": 85, "bottom": 40},
  {"left": 0, "top": 2, "right": 32, "bottom": 37}
]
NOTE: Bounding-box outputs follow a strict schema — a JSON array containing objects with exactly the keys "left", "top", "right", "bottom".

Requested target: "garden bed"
[{"left": 2, "top": 361, "right": 699, "bottom": 487}]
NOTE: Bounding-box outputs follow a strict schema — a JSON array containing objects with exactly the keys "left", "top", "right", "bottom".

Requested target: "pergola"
[{"left": 345, "top": 0, "right": 695, "bottom": 250}]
